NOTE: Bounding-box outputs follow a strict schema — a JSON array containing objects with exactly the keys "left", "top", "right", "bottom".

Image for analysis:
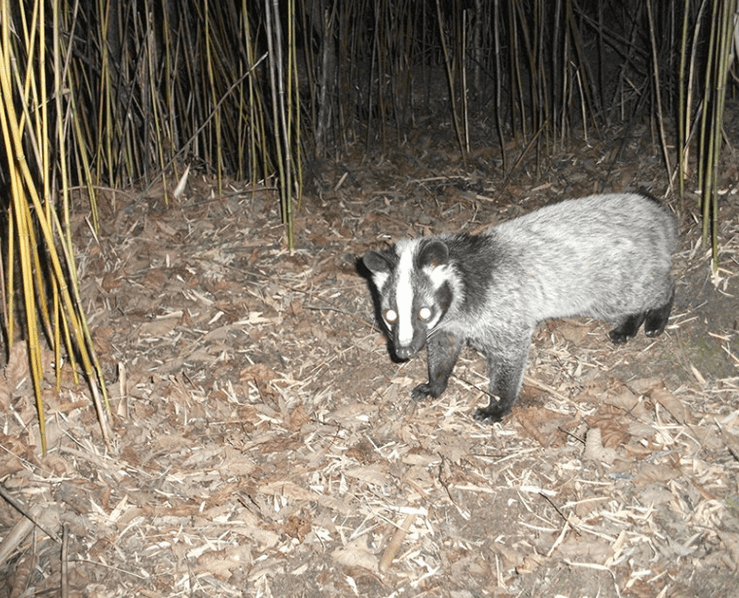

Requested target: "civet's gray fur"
[{"left": 363, "top": 192, "right": 677, "bottom": 422}]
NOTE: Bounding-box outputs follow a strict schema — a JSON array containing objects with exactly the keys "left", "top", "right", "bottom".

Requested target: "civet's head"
[{"left": 363, "top": 238, "right": 456, "bottom": 359}]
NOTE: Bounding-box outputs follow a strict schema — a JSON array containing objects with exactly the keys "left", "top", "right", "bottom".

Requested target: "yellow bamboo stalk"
[
  {"left": 54, "top": 0, "right": 81, "bottom": 387},
  {"left": 5, "top": 198, "right": 15, "bottom": 343},
  {"left": 0, "top": 8, "right": 109, "bottom": 449},
  {"left": 0, "top": 0, "right": 46, "bottom": 451}
]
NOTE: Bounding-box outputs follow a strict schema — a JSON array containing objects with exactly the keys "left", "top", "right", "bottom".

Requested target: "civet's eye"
[
  {"left": 384, "top": 309, "right": 398, "bottom": 323},
  {"left": 418, "top": 307, "right": 432, "bottom": 321}
]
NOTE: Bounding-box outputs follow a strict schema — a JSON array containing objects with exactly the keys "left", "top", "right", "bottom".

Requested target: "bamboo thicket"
[
  {"left": 1, "top": 0, "right": 737, "bottom": 450},
  {"left": 0, "top": 0, "right": 302, "bottom": 451}
]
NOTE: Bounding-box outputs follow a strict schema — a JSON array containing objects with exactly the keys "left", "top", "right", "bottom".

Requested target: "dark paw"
[
  {"left": 644, "top": 291, "right": 674, "bottom": 338},
  {"left": 473, "top": 404, "right": 510, "bottom": 424},
  {"left": 644, "top": 325, "right": 665, "bottom": 338},
  {"left": 608, "top": 329, "right": 630, "bottom": 344},
  {"left": 609, "top": 313, "right": 645, "bottom": 344},
  {"left": 644, "top": 314, "right": 668, "bottom": 337},
  {"left": 411, "top": 379, "right": 447, "bottom": 399},
  {"left": 411, "top": 383, "right": 433, "bottom": 400}
]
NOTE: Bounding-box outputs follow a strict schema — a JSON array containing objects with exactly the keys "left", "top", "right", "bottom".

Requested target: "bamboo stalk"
[
  {"left": 677, "top": 0, "right": 692, "bottom": 199},
  {"left": 492, "top": 0, "right": 506, "bottom": 169},
  {"left": 646, "top": 0, "right": 672, "bottom": 191},
  {"left": 1, "top": 0, "right": 111, "bottom": 451},
  {"left": 265, "top": 0, "right": 295, "bottom": 251},
  {"left": 435, "top": 0, "right": 467, "bottom": 168},
  {"left": 706, "top": 0, "right": 735, "bottom": 269},
  {"left": 204, "top": 0, "right": 222, "bottom": 196},
  {"left": 4, "top": 0, "right": 739, "bottom": 456}
]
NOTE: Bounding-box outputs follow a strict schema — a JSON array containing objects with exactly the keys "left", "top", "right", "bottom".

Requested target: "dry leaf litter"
[{"left": 1, "top": 129, "right": 739, "bottom": 598}]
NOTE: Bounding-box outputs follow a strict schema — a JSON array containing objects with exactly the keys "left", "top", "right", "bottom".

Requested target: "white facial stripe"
[
  {"left": 373, "top": 271, "right": 389, "bottom": 290},
  {"left": 424, "top": 309, "right": 443, "bottom": 331},
  {"left": 394, "top": 244, "right": 416, "bottom": 346},
  {"left": 422, "top": 262, "right": 452, "bottom": 332},
  {"left": 424, "top": 263, "right": 451, "bottom": 289}
]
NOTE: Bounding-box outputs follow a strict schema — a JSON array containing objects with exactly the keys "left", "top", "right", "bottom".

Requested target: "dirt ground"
[{"left": 1, "top": 114, "right": 739, "bottom": 598}]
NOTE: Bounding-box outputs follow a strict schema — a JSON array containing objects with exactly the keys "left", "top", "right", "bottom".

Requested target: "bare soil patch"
[{"left": 1, "top": 123, "right": 738, "bottom": 597}]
